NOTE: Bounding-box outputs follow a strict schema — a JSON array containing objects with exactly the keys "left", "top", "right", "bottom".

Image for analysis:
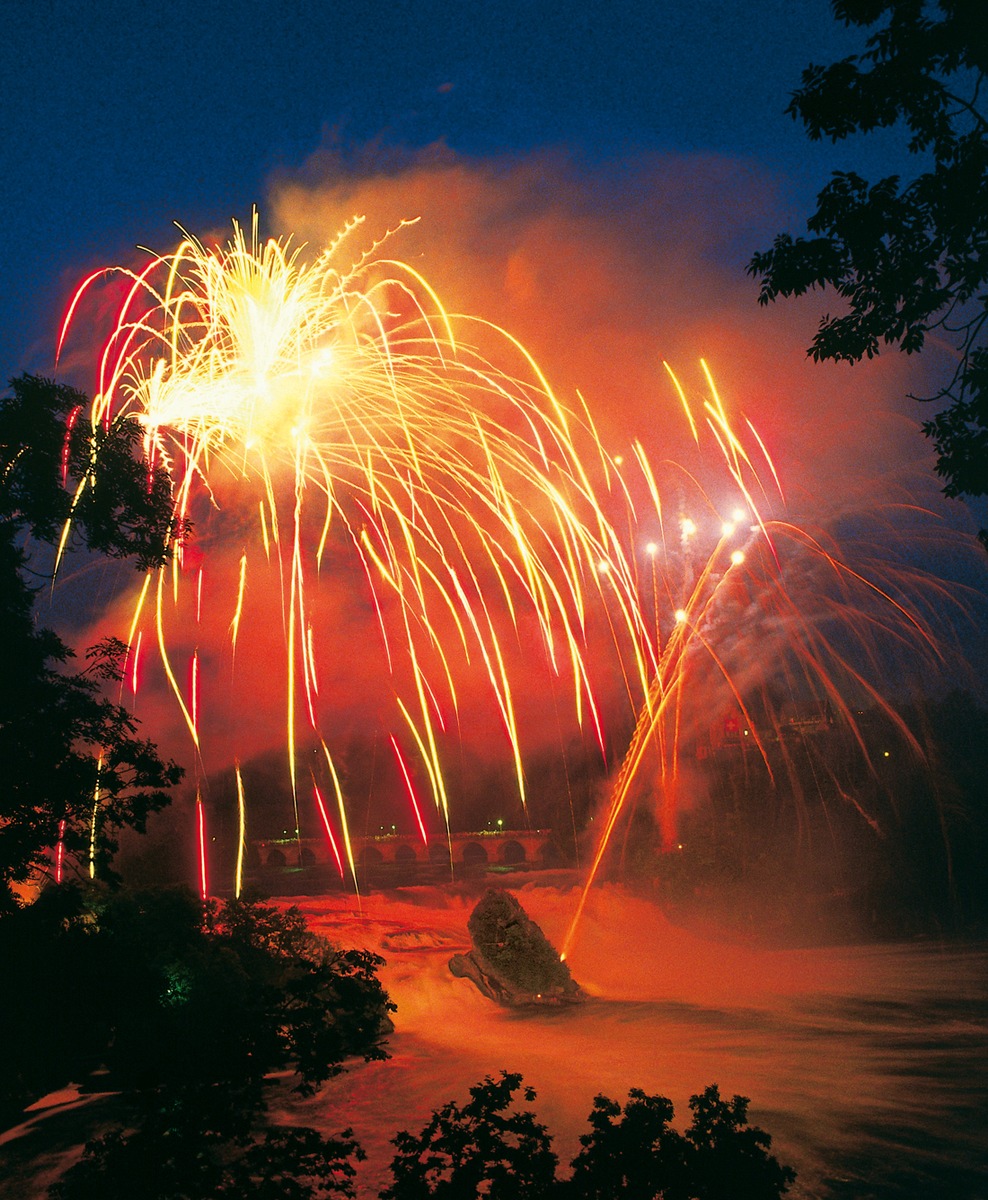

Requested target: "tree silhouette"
[
  {"left": 748, "top": 1, "right": 988, "bottom": 540},
  {"left": 382, "top": 1072, "right": 559, "bottom": 1199},
  {"left": 0, "top": 374, "right": 186, "bottom": 910},
  {"left": 18, "top": 889, "right": 394, "bottom": 1199},
  {"left": 50, "top": 1112, "right": 365, "bottom": 1200},
  {"left": 382, "top": 1075, "right": 795, "bottom": 1200},
  {"left": 567, "top": 1088, "right": 687, "bottom": 1199}
]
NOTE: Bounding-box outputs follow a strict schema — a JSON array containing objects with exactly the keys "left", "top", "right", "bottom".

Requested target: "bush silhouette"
[
  {"left": 567, "top": 1088, "right": 688, "bottom": 1198},
  {"left": 50, "top": 1119, "right": 363, "bottom": 1200},
  {"left": 383, "top": 1075, "right": 795, "bottom": 1200},
  {"left": 382, "top": 1071, "right": 559, "bottom": 1199},
  {"left": 685, "top": 1085, "right": 795, "bottom": 1200},
  {"left": 22, "top": 887, "right": 394, "bottom": 1200}
]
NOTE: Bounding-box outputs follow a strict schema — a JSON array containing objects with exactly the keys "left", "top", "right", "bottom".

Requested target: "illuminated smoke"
[{"left": 55, "top": 147, "right": 982, "bottom": 908}]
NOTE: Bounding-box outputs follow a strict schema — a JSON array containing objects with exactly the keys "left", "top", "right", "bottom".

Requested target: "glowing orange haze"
[
  {"left": 270, "top": 146, "right": 935, "bottom": 488},
  {"left": 75, "top": 146, "right": 973, "bottom": 828}
]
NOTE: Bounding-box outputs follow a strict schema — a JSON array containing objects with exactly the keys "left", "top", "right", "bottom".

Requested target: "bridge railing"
[{"left": 253, "top": 829, "right": 559, "bottom": 873}]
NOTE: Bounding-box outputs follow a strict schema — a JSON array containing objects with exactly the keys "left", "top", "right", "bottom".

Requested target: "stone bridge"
[{"left": 254, "top": 829, "right": 556, "bottom": 874}]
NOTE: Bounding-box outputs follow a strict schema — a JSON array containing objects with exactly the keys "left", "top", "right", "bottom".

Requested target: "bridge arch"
[
  {"left": 359, "top": 845, "right": 385, "bottom": 868},
  {"left": 253, "top": 828, "right": 556, "bottom": 879},
  {"left": 461, "top": 841, "right": 489, "bottom": 866}
]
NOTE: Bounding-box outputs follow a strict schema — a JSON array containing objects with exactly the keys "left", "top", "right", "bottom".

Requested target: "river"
[
  {"left": 2, "top": 879, "right": 984, "bottom": 1198},
  {"left": 276, "top": 879, "right": 987, "bottom": 1199}
]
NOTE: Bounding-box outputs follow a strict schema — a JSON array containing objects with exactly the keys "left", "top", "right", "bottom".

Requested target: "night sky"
[
  {"left": 2, "top": 18, "right": 984, "bottom": 1191},
  {"left": 2, "top": 0, "right": 910, "bottom": 375},
  {"left": 3, "top": 0, "right": 986, "bottom": 770}
]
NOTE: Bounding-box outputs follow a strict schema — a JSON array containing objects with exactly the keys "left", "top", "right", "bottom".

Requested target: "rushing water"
[
  {"left": 277, "top": 881, "right": 988, "bottom": 1199},
  {"left": 2, "top": 880, "right": 984, "bottom": 1198}
]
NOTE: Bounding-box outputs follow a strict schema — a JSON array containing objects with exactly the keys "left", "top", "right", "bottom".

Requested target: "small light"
[
  {"left": 312, "top": 347, "right": 335, "bottom": 375},
  {"left": 681, "top": 518, "right": 697, "bottom": 537},
  {"left": 614, "top": 454, "right": 624, "bottom": 466},
  {"left": 645, "top": 541, "right": 658, "bottom": 556},
  {"left": 674, "top": 608, "right": 687, "bottom": 623},
  {"left": 721, "top": 521, "right": 736, "bottom": 537},
  {"left": 598, "top": 560, "right": 610, "bottom": 575},
  {"left": 730, "top": 550, "right": 745, "bottom": 566},
  {"left": 733, "top": 508, "right": 746, "bottom": 522}
]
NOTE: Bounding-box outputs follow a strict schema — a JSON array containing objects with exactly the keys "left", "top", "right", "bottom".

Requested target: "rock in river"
[{"left": 449, "top": 888, "right": 583, "bottom": 1006}]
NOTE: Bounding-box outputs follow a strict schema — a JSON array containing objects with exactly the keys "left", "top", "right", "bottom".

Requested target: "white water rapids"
[
  {"left": 2, "top": 879, "right": 984, "bottom": 1197},
  {"left": 273, "top": 880, "right": 988, "bottom": 1199}
]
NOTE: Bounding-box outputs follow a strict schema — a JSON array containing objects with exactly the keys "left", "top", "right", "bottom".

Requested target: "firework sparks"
[
  {"left": 60, "top": 210, "right": 654, "bottom": 885},
  {"left": 58, "top": 211, "right": 944, "bottom": 940}
]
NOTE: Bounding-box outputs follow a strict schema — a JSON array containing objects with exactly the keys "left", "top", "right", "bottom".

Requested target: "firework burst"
[{"left": 58, "top": 211, "right": 943, "bottom": 936}]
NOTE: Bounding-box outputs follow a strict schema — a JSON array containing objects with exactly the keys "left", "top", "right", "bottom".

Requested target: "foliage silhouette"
[
  {"left": 0, "top": 373, "right": 186, "bottom": 910},
  {"left": 748, "top": 1, "right": 988, "bottom": 539},
  {"left": 0, "top": 887, "right": 394, "bottom": 1130},
  {"left": 382, "top": 1074, "right": 795, "bottom": 1200},
  {"left": 50, "top": 1111, "right": 364, "bottom": 1200},
  {"left": 684, "top": 1085, "right": 796, "bottom": 1200},
  {"left": 28, "top": 888, "right": 393, "bottom": 1199},
  {"left": 567, "top": 1088, "right": 687, "bottom": 1198},
  {"left": 382, "top": 1072, "right": 559, "bottom": 1199},
  {"left": 0, "top": 373, "right": 183, "bottom": 566}
]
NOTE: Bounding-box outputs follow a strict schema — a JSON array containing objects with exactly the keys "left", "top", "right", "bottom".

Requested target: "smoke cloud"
[
  {"left": 269, "top": 143, "right": 936, "bottom": 504},
  {"left": 64, "top": 143, "right": 986, "bottom": 855}
]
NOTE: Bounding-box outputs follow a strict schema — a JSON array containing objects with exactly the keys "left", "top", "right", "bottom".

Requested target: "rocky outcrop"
[{"left": 449, "top": 888, "right": 583, "bottom": 1007}]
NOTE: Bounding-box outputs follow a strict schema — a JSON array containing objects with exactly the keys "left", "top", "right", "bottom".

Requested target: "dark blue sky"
[
  {"left": 1, "top": 0, "right": 906, "bottom": 376},
  {"left": 5, "top": 0, "right": 986, "bottom": 720}
]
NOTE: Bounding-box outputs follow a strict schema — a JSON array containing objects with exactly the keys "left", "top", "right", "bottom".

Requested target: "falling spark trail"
[
  {"left": 56, "top": 210, "right": 946, "bottom": 937},
  {"left": 235, "top": 762, "right": 246, "bottom": 898},
  {"left": 89, "top": 755, "right": 102, "bottom": 881},
  {"left": 391, "top": 735, "right": 429, "bottom": 845},
  {"left": 196, "top": 790, "right": 208, "bottom": 901},
  {"left": 55, "top": 820, "right": 66, "bottom": 885},
  {"left": 313, "top": 782, "right": 345, "bottom": 878}
]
